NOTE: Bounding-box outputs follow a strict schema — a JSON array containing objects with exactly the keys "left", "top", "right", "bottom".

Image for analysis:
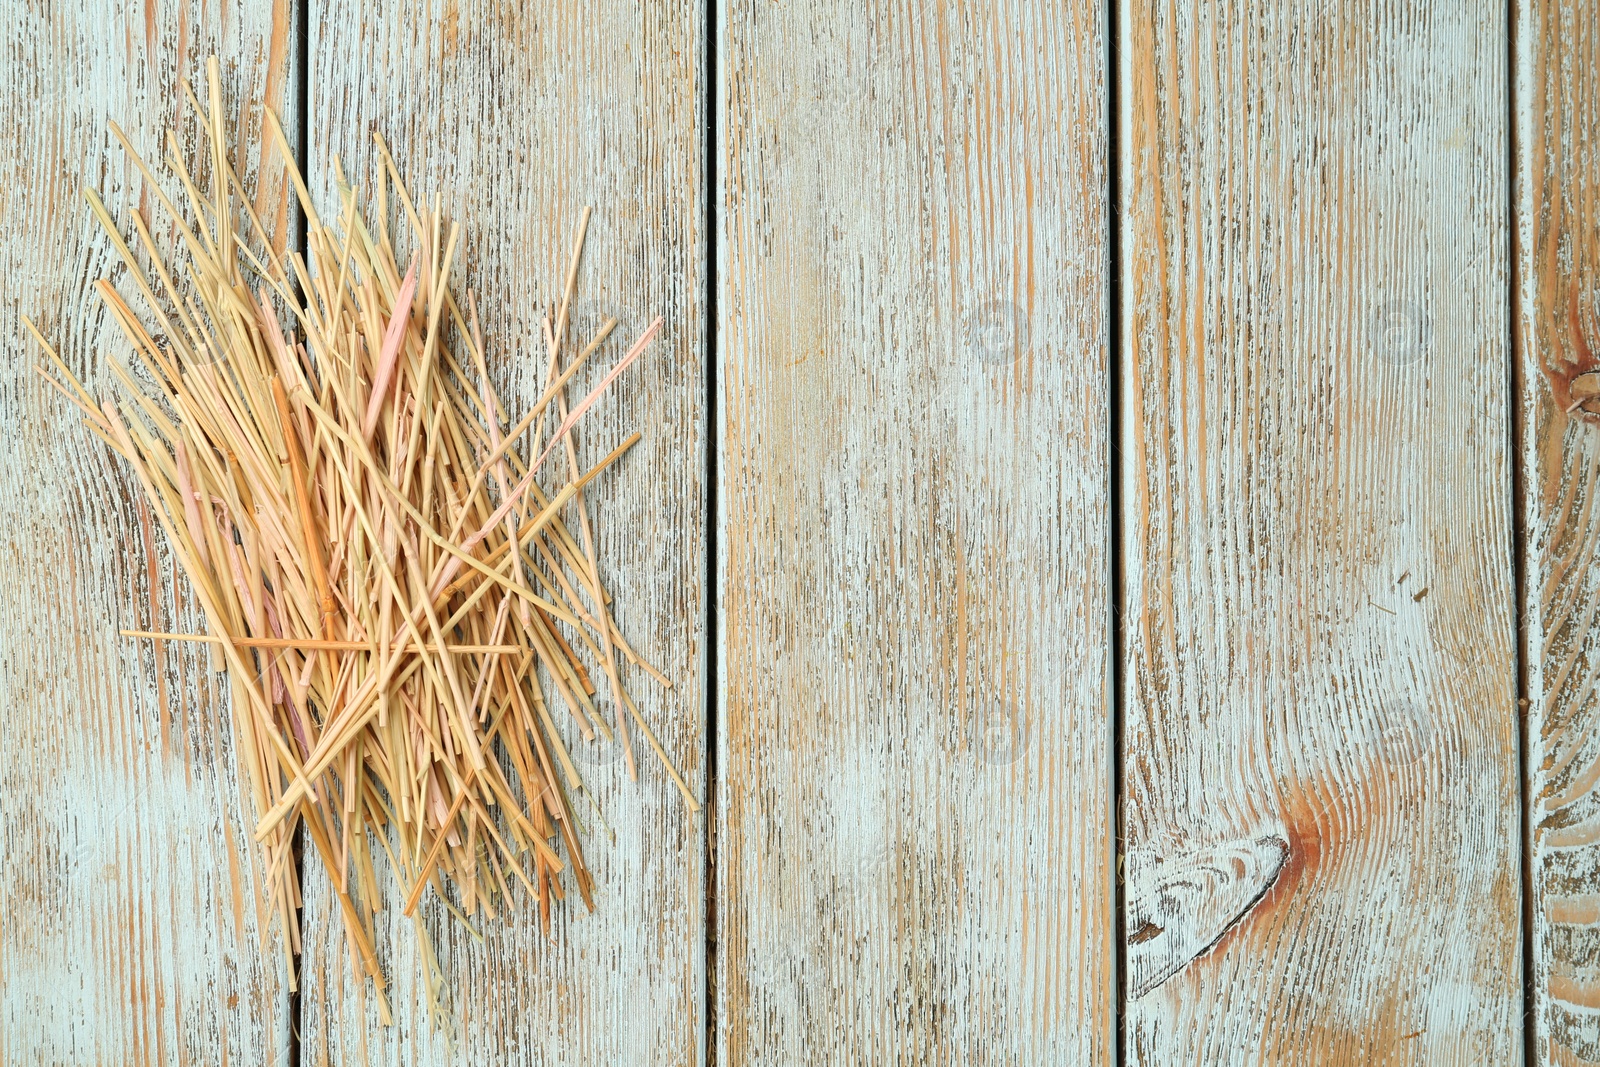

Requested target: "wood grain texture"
[
  {"left": 1517, "top": 0, "right": 1600, "bottom": 1062},
  {"left": 296, "top": 2, "right": 707, "bottom": 1062},
  {"left": 0, "top": 3, "right": 298, "bottom": 1063},
  {"left": 1119, "top": 1, "right": 1522, "bottom": 1062},
  {"left": 717, "top": 1, "right": 1112, "bottom": 1063}
]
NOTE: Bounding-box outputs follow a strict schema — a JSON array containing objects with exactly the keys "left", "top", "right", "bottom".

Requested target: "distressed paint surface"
[
  {"left": 8, "top": 4, "right": 1581, "bottom": 1063},
  {"left": 717, "top": 1, "right": 1113, "bottom": 1063},
  {"left": 1517, "top": 0, "right": 1600, "bottom": 1062},
  {"left": 0, "top": 3, "right": 298, "bottom": 1064},
  {"left": 1119, "top": 1, "right": 1522, "bottom": 1062},
  {"left": 296, "top": 2, "right": 708, "bottom": 1063}
]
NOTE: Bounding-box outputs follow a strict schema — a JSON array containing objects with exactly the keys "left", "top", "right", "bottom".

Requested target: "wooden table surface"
[{"left": 2, "top": 1, "right": 1597, "bottom": 1064}]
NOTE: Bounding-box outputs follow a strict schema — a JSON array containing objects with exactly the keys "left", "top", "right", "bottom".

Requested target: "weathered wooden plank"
[
  {"left": 1120, "top": 1, "right": 1522, "bottom": 1061},
  {"left": 717, "top": 2, "right": 1113, "bottom": 1063},
  {"left": 296, "top": 2, "right": 708, "bottom": 1062},
  {"left": 0, "top": 4, "right": 298, "bottom": 1063},
  {"left": 1517, "top": 0, "right": 1600, "bottom": 1061}
]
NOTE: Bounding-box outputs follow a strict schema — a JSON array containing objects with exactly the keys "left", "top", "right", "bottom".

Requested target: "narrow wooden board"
[
  {"left": 0, "top": 4, "right": 299, "bottom": 1063},
  {"left": 1517, "top": 0, "right": 1600, "bottom": 1061},
  {"left": 717, "top": 2, "right": 1113, "bottom": 1062},
  {"left": 1119, "top": 1, "right": 1522, "bottom": 1061},
  {"left": 296, "top": 2, "right": 708, "bottom": 1062}
]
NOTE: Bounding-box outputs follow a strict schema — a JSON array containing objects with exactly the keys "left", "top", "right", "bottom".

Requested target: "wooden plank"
[
  {"left": 1119, "top": 1, "right": 1522, "bottom": 1061},
  {"left": 296, "top": 2, "right": 708, "bottom": 1061},
  {"left": 1517, "top": 0, "right": 1600, "bottom": 1061},
  {"left": 0, "top": 4, "right": 298, "bottom": 1063},
  {"left": 717, "top": 2, "right": 1113, "bottom": 1063}
]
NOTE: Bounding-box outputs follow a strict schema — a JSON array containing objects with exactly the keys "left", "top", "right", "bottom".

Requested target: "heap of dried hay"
[{"left": 26, "top": 59, "right": 694, "bottom": 1025}]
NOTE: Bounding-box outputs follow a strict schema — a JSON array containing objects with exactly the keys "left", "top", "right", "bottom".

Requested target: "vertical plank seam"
[
  {"left": 1508, "top": 0, "right": 1537, "bottom": 1061},
  {"left": 290, "top": 1, "right": 310, "bottom": 1063},
  {"left": 703, "top": 1, "right": 720, "bottom": 1064},
  {"left": 1107, "top": 0, "right": 1126, "bottom": 1060}
]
